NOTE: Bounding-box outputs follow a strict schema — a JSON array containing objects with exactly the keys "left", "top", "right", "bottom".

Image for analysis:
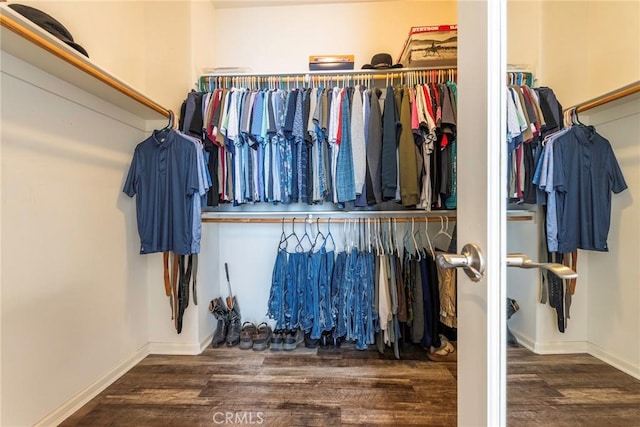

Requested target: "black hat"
[
  {"left": 361, "top": 53, "right": 402, "bottom": 70},
  {"left": 8, "top": 4, "right": 89, "bottom": 57}
]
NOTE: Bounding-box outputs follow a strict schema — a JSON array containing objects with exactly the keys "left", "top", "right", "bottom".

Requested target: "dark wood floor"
[{"left": 60, "top": 345, "right": 640, "bottom": 426}]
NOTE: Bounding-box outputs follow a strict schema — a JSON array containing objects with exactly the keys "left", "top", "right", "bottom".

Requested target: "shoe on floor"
[
  {"left": 282, "top": 329, "right": 304, "bottom": 351},
  {"left": 270, "top": 329, "right": 284, "bottom": 351},
  {"left": 427, "top": 335, "right": 457, "bottom": 362},
  {"left": 304, "top": 331, "right": 319, "bottom": 349},
  {"left": 239, "top": 322, "right": 257, "bottom": 350},
  {"left": 252, "top": 322, "right": 272, "bottom": 351}
]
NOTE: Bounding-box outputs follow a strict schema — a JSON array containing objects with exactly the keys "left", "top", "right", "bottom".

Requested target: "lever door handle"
[
  {"left": 437, "top": 243, "right": 485, "bottom": 282},
  {"left": 506, "top": 253, "right": 577, "bottom": 280}
]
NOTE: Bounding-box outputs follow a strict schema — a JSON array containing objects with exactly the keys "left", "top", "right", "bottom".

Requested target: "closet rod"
[
  {"left": 202, "top": 217, "right": 535, "bottom": 224},
  {"left": 201, "top": 66, "right": 457, "bottom": 79},
  {"left": 572, "top": 80, "right": 640, "bottom": 114},
  {"left": 201, "top": 212, "right": 534, "bottom": 223},
  {"left": 0, "top": 11, "right": 170, "bottom": 119},
  {"left": 202, "top": 216, "right": 456, "bottom": 224},
  {"left": 198, "top": 66, "right": 458, "bottom": 88}
]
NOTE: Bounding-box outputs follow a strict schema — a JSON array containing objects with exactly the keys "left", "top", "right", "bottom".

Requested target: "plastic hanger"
[
  {"left": 432, "top": 216, "right": 453, "bottom": 250},
  {"left": 412, "top": 218, "right": 422, "bottom": 261},
  {"left": 424, "top": 217, "right": 436, "bottom": 259}
]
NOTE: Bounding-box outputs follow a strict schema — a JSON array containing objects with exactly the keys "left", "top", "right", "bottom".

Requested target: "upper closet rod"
[
  {"left": 0, "top": 8, "right": 170, "bottom": 119},
  {"left": 570, "top": 80, "right": 640, "bottom": 114},
  {"left": 198, "top": 66, "right": 458, "bottom": 90}
]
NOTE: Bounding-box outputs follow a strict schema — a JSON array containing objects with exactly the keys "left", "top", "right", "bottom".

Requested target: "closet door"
[{"left": 455, "top": 1, "right": 507, "bottom": 426}]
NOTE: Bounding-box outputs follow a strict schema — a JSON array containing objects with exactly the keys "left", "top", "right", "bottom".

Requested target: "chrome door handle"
[
  {"left": 437, "top": 243, "right": 485, "bottom": 282},
  {"left": 506, "top": 253, "right": 577, "bottom": 279}
]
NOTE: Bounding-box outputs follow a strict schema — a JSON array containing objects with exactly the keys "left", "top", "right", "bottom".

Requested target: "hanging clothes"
[{"left": 186, "top": 78, "right": 458, "bottom": 211}]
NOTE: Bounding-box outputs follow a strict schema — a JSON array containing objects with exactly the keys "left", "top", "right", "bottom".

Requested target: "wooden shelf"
[{"left": 0, "top": 4, "right": 170, "bottom": 121}]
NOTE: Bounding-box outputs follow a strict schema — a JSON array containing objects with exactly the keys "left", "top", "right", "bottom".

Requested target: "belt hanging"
[
  {"left": 171, "top": 252, "right": 179, "bottom": 330},
  {"left": 163, "top": 252, "right": 173, "bottom": 319},
  {"left": 192, "top": 254, "right": 198, "bottom": 305}
]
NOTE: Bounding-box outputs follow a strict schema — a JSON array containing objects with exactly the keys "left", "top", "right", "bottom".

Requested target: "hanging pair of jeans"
[
  {"left": 363, "top": 250, "right": 377, "bottom": 346},
  {"left": 278, "top": 251, "right": 302, "bottom": 330},
  {"left": 331, "top": 251, "right": 347, "bottom": 338},
  {"left": 306, "top": 249, "right": 322, "bottom": 338},
  {"left": 353, "top": 249, "right": 376, "bottom": 350},
  {"left": 267, "top": 249, "right": 287, "bottom": 330},
  {"left": 317, "top": 248, "right": 335, "bottom": 335},
  {"left": 352, "top": 250, "right": 365, "bottom": 348}
]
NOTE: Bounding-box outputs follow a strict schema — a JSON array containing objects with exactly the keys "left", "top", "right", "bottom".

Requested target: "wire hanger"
[
  {"left": 312, "top": 217, "right": 326, "bottom": 251},
  {"left": 297, "top": 217, "right": 314, "bottom": 253},
  {"left": 278, "top": 217, "right": 288, "bottom": 251},
  {"left": 324, "top": 218, "right": 336, "bottom": 252}
]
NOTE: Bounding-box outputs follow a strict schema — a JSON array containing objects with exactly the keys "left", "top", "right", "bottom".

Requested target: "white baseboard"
[
  {"left": 510, "top": 330, "right": 536, "bottom": 352},
  {"left": 510, "top": 332, "right": 640, "bottom": 381},
  {"left": 588, "top": 342, "right": 640, "bottom": 381},
  {"left": 34, "top": 344, "right": 150, "bottom": 427},
  {"left": 148, "top": 332, "right": 213, "bottom": 355},
  {"left": 511, "top": 330, "right": 589, "bottom": 354},
  {"left": 533, "top": 340, "right": 589, "bottom": 354}
]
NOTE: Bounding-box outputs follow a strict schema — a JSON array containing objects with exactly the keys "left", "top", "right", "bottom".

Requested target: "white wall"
[
  {"left": 540, "top": 1, "right": 640, "bottom": 108},
  {"left": 1, "top": 1, "right": 219, "bottom": 423},
  {"left": 583, "top": 94, "right": 640, "bottom": 379},
  {"left": 507, "top": 0, "right": 542, "bottom": 77},
  {"left": 16, "top": 1, "right": 198, "bottom": 112},
  {"left": 212, "top": 0, "right": 457, "bottom": 73},
  {"left": 0, "top": 52, "right": 150, "bottom": 426}
]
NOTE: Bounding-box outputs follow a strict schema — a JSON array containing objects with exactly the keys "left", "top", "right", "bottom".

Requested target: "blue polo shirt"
[
  {"left": 553, "top": 126, "right": 627, "bottom": 253},
  {"left": 124, "top": 129, "right": 199, "bottom": 255}
]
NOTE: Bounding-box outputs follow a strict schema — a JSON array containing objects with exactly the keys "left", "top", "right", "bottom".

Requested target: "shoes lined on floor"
[
  {"left": 283, "top": 329, "right": 304, "bottom": 351},
  {"left": 252, "top": 322, "right": 272, "bottom": 351},
  {"left": 239, "top": 322, "right": 257, "bottom": 350}
]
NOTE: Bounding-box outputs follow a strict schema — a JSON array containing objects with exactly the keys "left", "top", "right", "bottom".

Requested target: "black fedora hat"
[
  {"left": 8, "top": 4, "right": 89, "bottom": 57},
  {"left": 361, "top": 53, "right": 403, "bottom": 70}
]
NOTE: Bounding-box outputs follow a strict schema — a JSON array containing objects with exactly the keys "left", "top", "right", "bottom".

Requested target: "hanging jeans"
[
  {"left": 363, "top": 250, "right": 377, "bottom": 346},
  {"left": 318, "top": 249, "right": 335, "bottom": 334},
  {"left": 285, "top": 252, "right": 303, "bottom": 330},
  {"left": 332, "top": 251, "right": 348, "bottom": 338},
  {"left": 306, "top": 250, "right": 322, "bottom": 337},
  {"left": 267, "top": 249, "right": 287, "bottom": 330},
  {"left": 343, "top": 248, "right": 358, "bottom": 341}
]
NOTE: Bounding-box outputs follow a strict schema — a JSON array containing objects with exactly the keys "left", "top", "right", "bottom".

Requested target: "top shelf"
[{"left": 0, "top": 4, "right": 170, "bottom": 121}]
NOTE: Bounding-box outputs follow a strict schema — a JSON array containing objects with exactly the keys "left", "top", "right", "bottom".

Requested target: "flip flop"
[{"left": 427, "top": 336, "right": 457, "bottom": 362}]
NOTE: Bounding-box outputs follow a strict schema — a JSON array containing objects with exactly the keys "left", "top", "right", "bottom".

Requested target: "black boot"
[
  {"left": 225, "top": 296, "right": 241, "bottom": 347},
  {"left": 209, "top": 297, "right": 229, "bottom": 348}
]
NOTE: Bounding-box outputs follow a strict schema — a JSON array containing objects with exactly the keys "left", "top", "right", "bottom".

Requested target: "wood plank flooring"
[{"left": 60, "top": 345, "right": 640, "bottom": 426}]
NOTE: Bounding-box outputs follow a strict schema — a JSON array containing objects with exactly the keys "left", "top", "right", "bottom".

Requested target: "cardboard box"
[
  {"left": 398, "top": 25, "right": 457, "bottom": 68},
  {"left": 309, "top": 55, "right": 355, "bottom": 71}
]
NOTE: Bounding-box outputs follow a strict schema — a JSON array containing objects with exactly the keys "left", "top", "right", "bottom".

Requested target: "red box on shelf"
[{"left": 397, "top": 25, "right": 457, "bottom": 68}]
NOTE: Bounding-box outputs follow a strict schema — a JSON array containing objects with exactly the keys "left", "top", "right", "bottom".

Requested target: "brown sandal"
[{"left": 427, "top": 336, "right": 457, "bottom": 362}]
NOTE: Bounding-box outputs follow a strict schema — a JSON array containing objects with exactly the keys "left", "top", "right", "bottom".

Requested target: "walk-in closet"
[{"left": 1, "top": 1, "right": 639, "bottom": 426}]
